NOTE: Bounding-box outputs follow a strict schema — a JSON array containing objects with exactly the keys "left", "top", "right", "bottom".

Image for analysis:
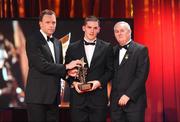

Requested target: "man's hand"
[
  {"left": 65, "top": 60, "right": 82, "bottom": 70},
  {"left": 67, "top": 68, "right": 78, "bottom": 77},
  {"left": 71, "top": 81, "right": 84, "bottom": 94},
  {"left": 71, "top": 80, "right": 101, "bottom": 93},
  {"left": 87, "top": 80, "right": 101, "bottom": 91},
  {"left": 118, "top": 94, "right": 130, "bottom": 106}
]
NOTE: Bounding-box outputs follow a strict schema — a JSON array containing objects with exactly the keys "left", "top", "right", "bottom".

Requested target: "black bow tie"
[
  {"left": 119, "top": 44, "right": 129, "bottom": 50},
  {"left": 47, "top": 36, "right": 54, "bottom": 42},
  {"left": 84, "top": 41, "right": 96, "bottom": 45}
]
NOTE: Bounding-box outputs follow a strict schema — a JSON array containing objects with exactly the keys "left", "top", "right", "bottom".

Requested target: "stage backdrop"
[{"left": 0, "top": 18, "right": 133, "bottom": 108}]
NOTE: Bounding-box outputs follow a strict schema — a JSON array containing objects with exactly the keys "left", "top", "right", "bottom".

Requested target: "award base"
[{"left": 78, "top": 83, "right": 93, "bottom": 91}]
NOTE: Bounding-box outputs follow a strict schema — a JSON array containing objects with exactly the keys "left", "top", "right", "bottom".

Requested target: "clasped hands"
[
  {"left": 72, "top": 80, "right": 101, "bottom": 94},
  {"left": 66, "top": 60, "right": 101, "bottom": 94}
]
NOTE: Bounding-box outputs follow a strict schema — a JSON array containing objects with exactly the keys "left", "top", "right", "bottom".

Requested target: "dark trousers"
[
  {"left": 27, "top": 103, "right": 59, "bottom": 122},
  {"left": 70, "top": 105, "right": 108, "bottom": 122},
  {"left": 110, "top": 108, "right": 145, "bottom": 122}
]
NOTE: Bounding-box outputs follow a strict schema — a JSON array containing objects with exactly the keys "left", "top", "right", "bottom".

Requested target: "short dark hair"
[
  {"left": 39, "top": 9, "right": 56, "bottom": 21},
  {"left": 84, "top": 16, "right": 100, "bottom": 26}
]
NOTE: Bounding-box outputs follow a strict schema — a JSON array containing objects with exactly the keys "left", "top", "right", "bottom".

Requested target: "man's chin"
[{"left": 88, "top": 37, "right": 96, "bottom": 41}]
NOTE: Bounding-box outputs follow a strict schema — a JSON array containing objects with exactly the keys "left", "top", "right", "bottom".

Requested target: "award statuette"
[{"left": 77, "top": 57, "right": 92, "bottom": 91}]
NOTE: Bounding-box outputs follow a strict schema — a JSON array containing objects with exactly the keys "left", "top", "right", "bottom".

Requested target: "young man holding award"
[{"left": 65, "top": 16, "right": 114, "bottom": 122}]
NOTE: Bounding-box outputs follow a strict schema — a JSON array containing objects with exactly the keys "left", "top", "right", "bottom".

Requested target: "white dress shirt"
[
  {"left": 40, "top": 30, "right": 56, "bottom": 63},
  {"left": 84, "top": 38, "right": 96, "bottom": 67},
  {"left": 119, "top": 48, "right": 127, "bottom": 65},
  {"left": 119, "top": 39, "right": 131, "bottom": 65}
]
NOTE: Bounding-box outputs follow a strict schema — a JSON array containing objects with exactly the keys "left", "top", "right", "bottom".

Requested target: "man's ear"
[
  {"left": 82, "top": 26, "right": 85, "bottom": 32},
  {"left": 39, "top": 21, "right": 42, "bottom": 28},
  {"left": 97, "top": 27, "right": 100, "bottom": 34}
]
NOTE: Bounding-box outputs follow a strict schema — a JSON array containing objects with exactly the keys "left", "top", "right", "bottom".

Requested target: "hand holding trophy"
[{"left": 76, "top": 57, "right": 92, "bottom": 91}]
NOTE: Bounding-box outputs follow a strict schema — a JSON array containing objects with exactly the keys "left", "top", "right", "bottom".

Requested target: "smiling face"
[
  {"left": 114, "top": 22, "right": 131, "bottom": 46},
  {"left": 39, "top": 14, "right": 56, "bottom": 36}
]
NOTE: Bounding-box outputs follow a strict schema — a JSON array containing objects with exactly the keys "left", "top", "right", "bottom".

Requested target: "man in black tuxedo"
[
  {"left": 110, "top": 21, "right": 150, "bottom": 122},
  {"left": 25, "top": 9, "right": 81, "bottom": 122},
  {"left": 65, "top": 16, "right": 114, "bottom": 122}
]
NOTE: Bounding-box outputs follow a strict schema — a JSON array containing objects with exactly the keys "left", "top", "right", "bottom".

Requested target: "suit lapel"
[
  {"left": 114, "top": 46, "right": 120, "bottom": 70},
  {"left": 119, "top": 51, "right": 130, "bottom": 67},
  {"left": 42, "top": 43, "right": 55, "bottom": 62},
  {"left": 53, "top": 39, "right": 60, "bottom": 63},
  {"left": 78, "top": 40, "right": 89, "bottom": 68},
  {"left": 118, "top": 41, "right": 134, "bottom": 68},
  {"left": 38, "top": 32, "right": 56, "bottom": 63},
  {"left": 89, "top": 39, "right": 102, "bottom": 69}
]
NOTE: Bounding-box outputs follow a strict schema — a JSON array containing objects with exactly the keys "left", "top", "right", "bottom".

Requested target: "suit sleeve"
[
  {"left": 125, "top": 47, "right": 150, "bottom": 102},
  {"left": 64, "top": 44, "right": 75, "bottom": 85},
  {"left": 99, "top": 44, "right": 114, "bottom": 88},
  {"left": 26, "top": 36, "right": 66, "bottom": 77}
]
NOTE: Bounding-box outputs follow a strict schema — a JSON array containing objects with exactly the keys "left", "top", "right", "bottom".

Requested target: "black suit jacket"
[
  {"left": 110, "top": 41, "right": 150, "bottom": 112},
  {"left": 65, "top": 39, "right": 114, "bottom": 107},
  {"left": 25, "top": 31, "right": 66, "bottom": 104}
]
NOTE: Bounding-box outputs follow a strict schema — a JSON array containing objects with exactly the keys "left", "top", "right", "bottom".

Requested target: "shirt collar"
[
  {"left": 126, "top": 39, "right": 132, "bottom": 45},
  {"left": 84, "top": 37, "right": 96, "bottom": 43},
  {"left": 40, "top": 30, "right": 53, "bottom": 41}
]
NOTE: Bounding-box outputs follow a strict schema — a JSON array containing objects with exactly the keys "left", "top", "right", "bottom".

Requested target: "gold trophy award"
[{"left": 77, "top": 57, "right": 92, "bottom": 91}]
